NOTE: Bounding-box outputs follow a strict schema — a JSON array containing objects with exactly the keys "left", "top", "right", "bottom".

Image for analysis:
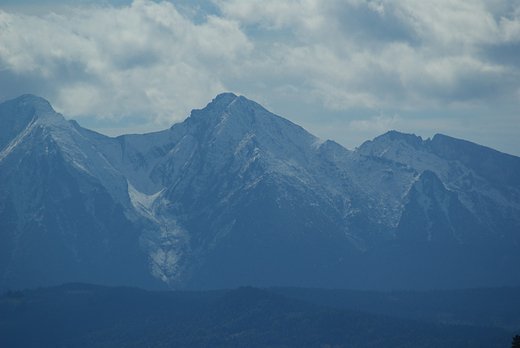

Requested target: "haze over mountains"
[{"left": 1, "top": 93, "right": 519, "bottom": 291}]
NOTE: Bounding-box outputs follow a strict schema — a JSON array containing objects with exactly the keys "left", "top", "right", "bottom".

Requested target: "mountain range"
[{"left": 1, "top": 93, "right": 519, "bottom": 291}]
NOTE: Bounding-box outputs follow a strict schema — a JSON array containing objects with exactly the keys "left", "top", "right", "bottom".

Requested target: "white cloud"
[
  {"left": 217, "top": 0, "right": 520, "bottom": 111},
  {"left": 0, "top": 0, "right": 251, "bottom": 126},
  {"left": 393, "top": 1, "right": 500, "bottom": 45}
]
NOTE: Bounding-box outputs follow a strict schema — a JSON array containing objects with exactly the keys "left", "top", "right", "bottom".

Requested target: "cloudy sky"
[{"left": 1, "top": 0, "right": 519, "bottom": 155}]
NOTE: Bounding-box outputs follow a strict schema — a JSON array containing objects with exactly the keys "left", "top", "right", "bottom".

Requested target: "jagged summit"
[
  {"left": 187, "top": 92, "right": 304, "bottom": 133},
  {"left": 209, "top": 92, "right": 239, "bottom": 109},
  {"left": 186, "top": 92, "right": 271, "bottom": 129},
  {"left": 184, "top": 92, "right": 237, "bottom": 123},
  {"left": 358, "top": 130, "right": 426, "bottom": 155},
  {"left": 378, "top": 130, "right": 424, "bottom": 143},
  {"left": 357, "top": 129, "right": 520, "bottom": 190},
  {"left": 176, "top": 92, "right": 320, "bottom": 167}
]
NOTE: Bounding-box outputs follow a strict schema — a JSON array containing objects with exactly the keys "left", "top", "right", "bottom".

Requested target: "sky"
[{"left": 0, "top": 0, "right": 519, "bottom": 156}]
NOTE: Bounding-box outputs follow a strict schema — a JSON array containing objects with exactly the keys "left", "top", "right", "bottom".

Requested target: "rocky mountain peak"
[
  {"left": 187, "top": 92, "right": 238, "bottom": 123},
  {"left": 356, "top": 130, "right": 427, "bottom": 159},
  {"left": 176, "top": 93, "right": 319, "bottom": 169},
  {"left": 380, "top": 130, "right": 424, "bottom": 145},
  {"left": 0, "top": 94, "right": 58, "bottom": 150}
]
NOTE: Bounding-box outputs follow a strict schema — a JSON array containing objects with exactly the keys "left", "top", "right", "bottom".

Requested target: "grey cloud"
[
  {"left": 0, "top": 69, "right": 58, "bottom": 102},
  {"left": 331, "top": 2, "right": 420, "bottom": 46},
  {"left": 216, "top": 0, "right": 520, "bottom": 112},
  {"left": 482, "top": 42, "right": 520, "bottom": 68}
]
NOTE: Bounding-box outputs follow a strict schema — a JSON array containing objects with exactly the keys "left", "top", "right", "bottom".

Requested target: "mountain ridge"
[{"left": 0, "top": 93, "right": 519, "bottom": 291}]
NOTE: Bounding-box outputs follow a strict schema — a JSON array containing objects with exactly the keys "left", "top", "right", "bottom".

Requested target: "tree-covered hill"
[{"left": 1, "top": 283, "right": 516, "bottom": 347}]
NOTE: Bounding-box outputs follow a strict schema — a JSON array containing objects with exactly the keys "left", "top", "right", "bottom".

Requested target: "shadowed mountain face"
[{"left": 0, "top": 94, "right": 519, "bottom": 291}]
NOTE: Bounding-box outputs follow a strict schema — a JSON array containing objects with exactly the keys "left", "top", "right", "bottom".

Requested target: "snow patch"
[{"left": 128, "top": 180, "right": 162, "bottom": 213}]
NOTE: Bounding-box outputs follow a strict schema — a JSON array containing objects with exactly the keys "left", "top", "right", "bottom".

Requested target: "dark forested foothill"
[
  {"left": 512, "top": 335, "right": 520, "bottom": 348},
  {"left": 270, "top": 286, "right": 520, "bottom": 331},
  {"left": 1, "top": 283, "right": 516, "bottom": 348}
]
